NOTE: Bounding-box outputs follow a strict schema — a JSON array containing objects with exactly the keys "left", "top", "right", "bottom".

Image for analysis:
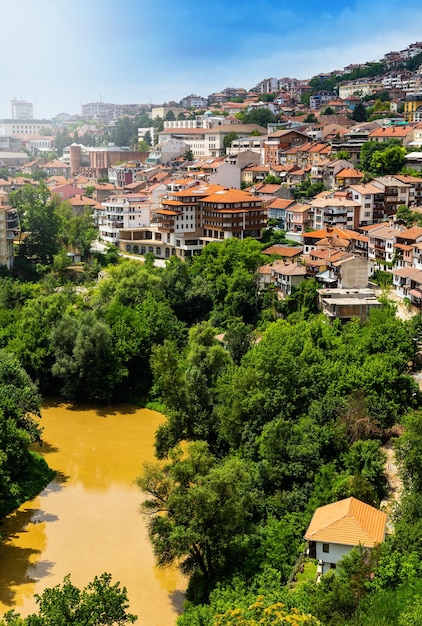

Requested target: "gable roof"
[
  {"left": 263, "top": 244, "right": 303, "bottom": 257},
  {"left": 304, "top": 497, "right": 387, "bottom": 548}
]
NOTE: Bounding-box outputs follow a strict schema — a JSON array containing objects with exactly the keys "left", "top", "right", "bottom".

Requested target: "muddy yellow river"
[{"left": 0, "top": 401, "right": 185, "bottom": 625}]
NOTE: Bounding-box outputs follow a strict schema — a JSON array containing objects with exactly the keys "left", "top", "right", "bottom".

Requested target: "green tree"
[
  {"left": 0, "top": 573, "right": 136, "bottom": 625},
  {"left": 0, "top": 350, "right": 50, "bottom": 517},
  {"left": 352, "top": 102, "right": 368, "bottom": 122},
  {"left": 370, "top": 145, "right": 406, "bottom": 175},
  {"left": 50, "top": 310, "right": 124, "bottom": 401},
  {"left": 184, "top": 147, "right": 194, "bottom": 161},
  {"left": 11, "top": 182, "right": 61, "bottom": 264},
  {"left": 138, "top": 442, "right": 258, "bottom": 596},
  {"left": 336, "top": 150, "right": 351, "bottom": 160},
  {"left": 242, "top": 108, "right": 276, "bottom": 126},
  {"left": 396, "top": 204, "right": 415, "bottom": 226},
  {"left": 137, "top": 140, "right": 150, "bottom": 152},
  {"left": 223, "top": 131, "right": 238, "bottom": 153}
]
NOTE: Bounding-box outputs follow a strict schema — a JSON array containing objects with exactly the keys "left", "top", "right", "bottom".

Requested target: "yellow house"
[{"left": 404, "top": 94, "right": 422, "bottom": 122}]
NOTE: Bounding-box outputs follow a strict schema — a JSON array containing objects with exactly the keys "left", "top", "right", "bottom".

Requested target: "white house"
[
  {"left": 304, "top": 497, "right": 387, "bottom": 576},
  {"left": 97, "top": 193, "right": 151, "bottom": 245}
]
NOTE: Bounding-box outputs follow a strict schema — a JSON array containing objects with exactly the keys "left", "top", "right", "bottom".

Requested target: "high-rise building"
[{"left": 11, "top": 98, "right": 33, "bottom": 120}]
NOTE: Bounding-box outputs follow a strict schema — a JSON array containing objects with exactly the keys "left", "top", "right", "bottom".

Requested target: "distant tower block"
[
  {"left": 69, "top": 144, "right": 82, "bottom": 174},
  {"left": 11, "top": 98, "right": 33, "bottom": 120}
]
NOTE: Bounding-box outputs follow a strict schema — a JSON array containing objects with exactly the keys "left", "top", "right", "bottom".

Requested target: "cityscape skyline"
[{"left": 1, "top": 0, "right": 422, "bottom": 120}]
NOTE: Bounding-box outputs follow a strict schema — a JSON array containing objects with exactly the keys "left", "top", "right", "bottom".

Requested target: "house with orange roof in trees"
[{"left": 304, "top": 497, "right": 387, "bottom": 576}]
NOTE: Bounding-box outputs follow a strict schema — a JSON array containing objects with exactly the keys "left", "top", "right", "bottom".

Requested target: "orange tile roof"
[
  {"left": 303, "top": 227, "right": 367, "bottom": 242},
  {"left": 156, "top": 208, "right": 181, "bottom": 216},
  {"left": 271, "top": 261, "right": 307, "bottom": 276},
  {"left": 174, "top": 184, "right": 224, "bottom": 198},
  {"left": 304, "top": 497, "right": 387, "bottom": 547},
  {"left": 394, "top": 243, "right": 413, "bottom": 251},
  {"left": 336, "top": 168, "right": 364, "bottom": 178},
  {"left": 263, "top": 245, "right": 303, "bottom": 256},
  {"left": 267, "top": 198, "right": 296, "bottom": 210},
  {"left": 202, "top": 188, "right": 262, "bottom": 204},
  {"left": 369, "top": 126, "right": 412, "bottom": 138},
  {"left": 397, "top": 226, "right": 422, "bottom": 240},
  {"left": 161, "top": 199, "right": 187, "bottom": 206}
]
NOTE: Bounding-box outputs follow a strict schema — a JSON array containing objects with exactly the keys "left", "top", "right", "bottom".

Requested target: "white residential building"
[{"left": 97, "top": 194, "right": 151, "bottom": 245}]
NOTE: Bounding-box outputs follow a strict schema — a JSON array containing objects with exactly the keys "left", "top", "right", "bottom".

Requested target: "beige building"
[{"left": 0, "top": 206, "right": 18, "bottom": 269}]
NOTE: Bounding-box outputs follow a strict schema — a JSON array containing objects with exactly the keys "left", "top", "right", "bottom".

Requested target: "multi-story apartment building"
[
  {"left": 264, "top": 129, "right": 310, "bottom": 167},
  {"left": 119, "top": 184, "right": 267, "bottom": 258},
  {"left": 285, "top": 203, "right": 312, "bottom": 234},
  {"left": 347, "top": 183, "right": 386, "bottom": 225},
  {"left": 393, "top": 226, "right": 422, "bottom": 269},
  {"left": 108, "top": 162, "right": 145, "bottom": 187},
  {"left": 97, "top": 193, "right": 151, "bottom": 245},
  {"left": 180, "top": 94, "right": 208, "bottom": 109},
  {"left": 11, "top": 99, "right": 33, "bottom": 120},
  {"left": 371, "top": 176, "right": 413, "bottom": 217},
  {"left": 311, "top": 196, "right": 361, "bottom": 231},
  {"left": 361, "top": 223, "right": 400, "bottom": 272},
  {"left": 338, "top": 82, "right": 381, "bottom": 99},
  {"left": 404, "top": 94, "right": 422, "bottom": 122},
  {"left": 0, "top": 119, "right": 53, "bottom": 136},
  {"left": 253, "top": 77, "right": 279, "bottom": 93},
  {"left": 159, "top": 124, "right": 267, "bottom": 158},
  {"left": 0, "top": 206, "right": 18, "bottom": 269},
  {"left": 200, "top": 188, "right": 266, "bottom": 241},
  {"left": 310, "top": 91, "right": 336, "bottom": 109}
]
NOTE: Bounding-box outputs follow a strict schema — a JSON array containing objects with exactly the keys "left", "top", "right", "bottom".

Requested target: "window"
[{"left": 322, "top": 543, "right": 330, "bottom": 553}]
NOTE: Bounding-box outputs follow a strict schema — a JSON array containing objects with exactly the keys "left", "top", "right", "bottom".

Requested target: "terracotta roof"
[
  {"left": 397, "top": 226, "right": 422, "bottom": 241},
  {"left": 156, "top": 208, "right": 181, "bottom": 216},
  {"left": 242, "top": 165, "right": 270, "bottom": 172},
  {"left": 393, "top": 267, "right": 422, "bottom": 280},
  {"left": 272, "top": 261, "right": 307, "bottom": 276},
  {"left": 174, "top": 184, "right": 223, "bottom": 198},
  {"left": 45, "top": 159, "right": 70, "bottom": 168},
  {"left": 367, "top": 225, "right": 400, "bottom": 239},
  {"left": 263, "top": 245, "right": 303, "bottom": 257},
  {"left": 348, "top": 183, "right": 383, "bottom": 194},
  {"left": 336, "top": 168, "right": 364, "bottom": 178},
  {"left": 304, "top": 497, "right": 387, "bottom": 547},
  {"left": 267, "top": 198, "right": 296, "bottom": 210},
  {"left": 202, "top": 188, "right": 262, "bottom": 204},
  {"left": 369, "top": 126, "right": 412, "bottom": 138},
  {"left": 254, "top": 184, "right": 282, "bottom": 194},
  {"left": 161, "top": 199, "right": 188, "bottom": 206},
  {"left": 288, "top": 203, "right": 311, "bottom": 213},
  {"left": 303, "top": 227, "right": 367, "bottom": 243},
  {"left": 360, "top": 222, "right": 390, "bottom": 232},
  {"left": 394, "top": 243, "right": 413, "bottom": 251},
  {"left": 311, "top": 197, "right": 360, "bottom": 208},
  {"left": 258, "top": 263, "right": 273, "bottom": 274},
  {"left": 68, "top": 195, "right": 98, "bottom": 207}
]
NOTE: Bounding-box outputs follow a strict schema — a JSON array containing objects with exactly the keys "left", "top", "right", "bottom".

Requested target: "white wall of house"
[{"left": 315, "top": 541, "right": 353, "bottom": 574}]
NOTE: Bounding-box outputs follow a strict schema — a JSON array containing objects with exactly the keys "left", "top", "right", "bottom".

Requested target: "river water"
[{"left": 0, "top": 401, "right": 186, "bottom": 625}]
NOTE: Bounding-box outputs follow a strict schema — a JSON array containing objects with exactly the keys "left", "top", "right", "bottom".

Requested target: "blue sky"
[{"left": 1, "top": 0, "right": 422, "bottom": 119}]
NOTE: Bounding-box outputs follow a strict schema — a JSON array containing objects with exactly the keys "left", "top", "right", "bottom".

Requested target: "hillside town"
[
  {"left": 4, "top": 33, "right": 422, "bottom": 626},
  {"left": 1, "top": 41, "right": 422, "bottom": 318}
]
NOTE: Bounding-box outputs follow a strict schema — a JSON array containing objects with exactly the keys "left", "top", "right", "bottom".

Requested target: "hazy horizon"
[{"left": 1, "top": 0, "right": 422, "bottom": 120}]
